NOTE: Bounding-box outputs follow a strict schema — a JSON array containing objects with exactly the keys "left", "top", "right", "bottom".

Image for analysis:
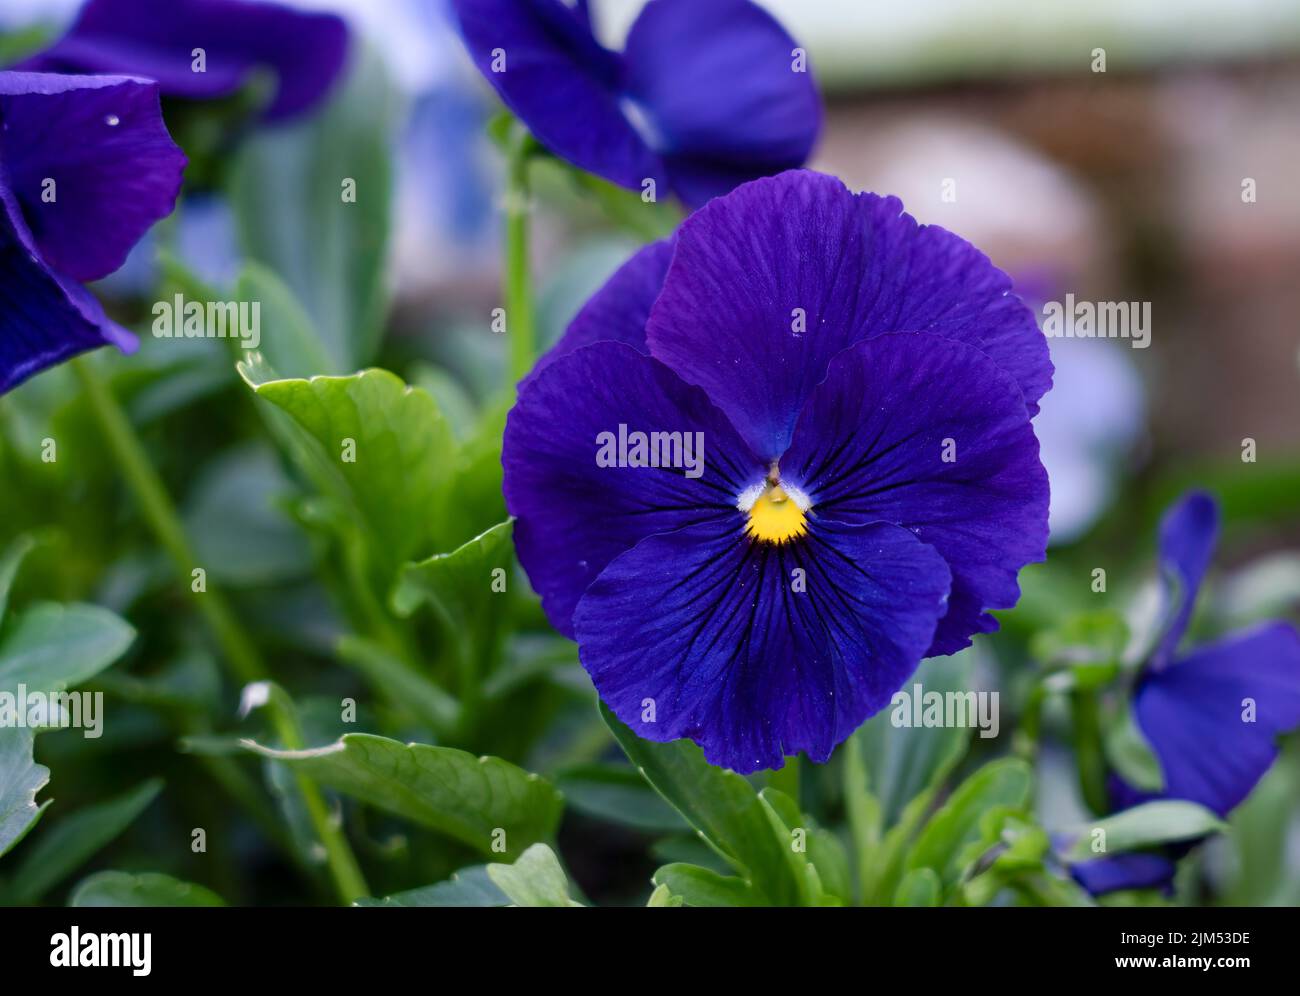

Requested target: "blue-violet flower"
[
  {"left": 0, "top": 71, "right": 186, "bottom": 393},
  {"left": 503, "top": 169, "right": 1053, "bottom": 772},
  {"left": 17, "top": 0, "right": 349, "bottom": 122},
  {"left": 450, "top": 0, "right": 821, "bottom": 207},
  {"left": 1072, "top": 490, "right": 1300, "bottom": 894}
]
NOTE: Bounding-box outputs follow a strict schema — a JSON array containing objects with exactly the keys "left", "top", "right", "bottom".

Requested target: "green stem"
[
  {"left": 72, "top": 356, "right": 367, "bottom": 904},
  {"left": 265, "top": 690, "right": 369, "bottom": 904},
  {"left": 504, "top": 126, "right": 535, "bottom": 387},
  {"left": 71, "top": 356, "right": 264, "bottom": 687}
]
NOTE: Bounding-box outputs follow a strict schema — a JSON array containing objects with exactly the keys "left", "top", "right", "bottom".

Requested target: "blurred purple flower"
[
  {"left": 450, "top": 0, "right": 821, "bottom": 207},
  {"left": 16, "top": 0, "right": 349, "bottom": 121},
  {"left": 0, "top": 71, "right": 185, "bottom": 393},
  {"left": 1072, "top": 491, "right": 1300, "bottom": 895}
]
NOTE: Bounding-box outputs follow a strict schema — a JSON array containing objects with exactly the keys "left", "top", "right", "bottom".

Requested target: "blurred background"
[
  {"left": 2, "top": 0, "right": 1298, "bottom": 906},
  {"left": 9, "top": 0, "right": 1296, "bottom": 542}
]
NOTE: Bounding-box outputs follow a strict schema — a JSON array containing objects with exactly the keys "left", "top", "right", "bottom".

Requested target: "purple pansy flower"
[
  {"left": 450, "top": 0, "right": 821, "bottom": 207},
  {"left": 0, "top": 71, "right": 186, "bottom": 393},
  {"left": 503, "top": 170, "right": 1052, "bottom": 772},
  {"left": 1072, "top": 491, "right": 1300, "bottom": 895},
  {"left": 17, "top": 0, "right": 349, "bottom": 122}
]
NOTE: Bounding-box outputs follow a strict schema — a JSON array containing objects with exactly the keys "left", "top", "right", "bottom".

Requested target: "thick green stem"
[
  {"left": 503, "top": 127, "right": 535, "bottom": 387},
  {"left": 71, "top": 356, "right": 264, "bottom": 686}
]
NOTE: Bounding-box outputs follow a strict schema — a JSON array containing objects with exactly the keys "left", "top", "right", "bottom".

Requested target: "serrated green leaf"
[
  {"left": 487, "top": 843, "right": 580, "bottom": 907},
  {"left": 69, "top": 871, "right": 226, "bottom": 907},
  {"left": 1068, "top": 800, "right": 1225, "bottom": 862},
  {"left": 243, "top": 733, "right": 562, "bottom": 860},
  {"left": 392, "top": 520, "right": 514, "bottom": 680},
  {"left": 600, "top": 702, "right": 798, "bottom": 904},
  {"left": 230, "top": 46, "right": 395, "bottom": 372},
  {"left": 240, "top": 368, "right": 454, "bottom": 583},
  {"left": 0, "top": 727, "right": 49, "bottom": 859},
  {"left": 0, "top": 603, "right": 135, "bottom": 696},
  {"left": 5, "top": 779, "right": 163, "bottom": 903}
]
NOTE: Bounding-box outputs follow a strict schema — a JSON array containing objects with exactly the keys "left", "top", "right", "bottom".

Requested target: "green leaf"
[
  {"left": 600, "top": 702, "right": 798, "bottom": 904},
  {"left": 335, "top": 636, "right": 459, "bottom": 736},
  {"left": 1031, "top": 610, "right": 1130, "bottom": 668},
  {"left": 0, "top": 727, "right": 49, "bottom": 859},
  {"left": 958, "top": 811, "right": 1053, "bottom": 906},
  {"left": 242, "top": 733, "right": 562, "bottom": 860},
  {"left": 1104, "top": 708, "right": 1165, "bottom": 793},
  {"left": 235, "top": 263, "right": 336, "bottom": 380},
  {"left": 183, "top": 445, "right": 313, "bottom": 586},
  {"left": 0, "top": 603, "right": 135, "bottom": 695},
  {"left": 906, "top": 758, "right": 1033, "bottom": 888},
  {"left": 487, "top": 843, "right": 581, "bottom": 907},
  {"left": 651, "top": 864, "right": 760, "bottom": 907},
  {"left": 646, "top": 883, "right": 684, "bottom": 907},
  {"left": 393, "top": 519, "right": 514, "bottom": 684},
  {"left": 69, "top": 871, "right": 226, "bottom": 907},
  {"left": 436, "top": 401, "right": 509, "bottom": 551},
  {"left": 852, "top": 651, "right": 977, "bottom": 827},
  {"left": 230, "top": 46, "right": 396, "bottom": 372},
  {"left": 240, "top": 367, "right": 454, "bottom": 582},
  {"left": 894, "top": 867, "right": 942, "bottom": 906},
  {"left": 757, "top": 787, "right": 849, "bottom": 905},
  {"left": 4, "top": 779, "right": 163, "bottom": 903},
  {"left": 1068, "top": 800, "right": 1226, "bottom": 862},
  {"left": 555, "top": 763, "right": 687, "bottom": 833},
  {"left": 355, "top": 865, "right": 508, "bottom": 907},
  {"left": 0, "top": 535, "right": 36, "bottom": 626}
]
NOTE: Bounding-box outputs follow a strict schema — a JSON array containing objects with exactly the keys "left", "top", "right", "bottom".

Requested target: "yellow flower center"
[{"left": 745, "top": 483, "right": 808, "bottom": 544}]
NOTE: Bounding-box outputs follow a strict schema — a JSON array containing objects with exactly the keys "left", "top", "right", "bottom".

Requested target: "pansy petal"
[
  {"left": 574, "top": 519, "right": 950, "bottom": 772},
  {"left": 0, "top": 205, "right": 133, "bottom": 393},
  {"left": 646, "top": 171, "right": 1051, "bottom": 458},
  {"left": 1151, "top": 490, "right": 1219, "bottom": 668},
  {"left": 1134, "top": 622, "right": 1300, "bottom": 816},
  {"left": 622, "top": 0, "right": 820, "bottom": 208},
  {"left": 529, "top": 236, "right": 673, "bottom": 381},
  {"left": 1070, "top": 852, "right": 1176, "bottom": 897},
  {"left": 782, "top": 333, "right": 1049, "bottom": 656},
  {"left": 450, "top": 0, "right": 660, "bottom": 190},
  {"left": 502, "top": 342, "right": 764, "bottom": 638},
  {"left": 0, "top": 72, "right": 186, "bottom": 282},
  {"left": 18, "top": 0, "right": 348, "bottom": 121}
]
